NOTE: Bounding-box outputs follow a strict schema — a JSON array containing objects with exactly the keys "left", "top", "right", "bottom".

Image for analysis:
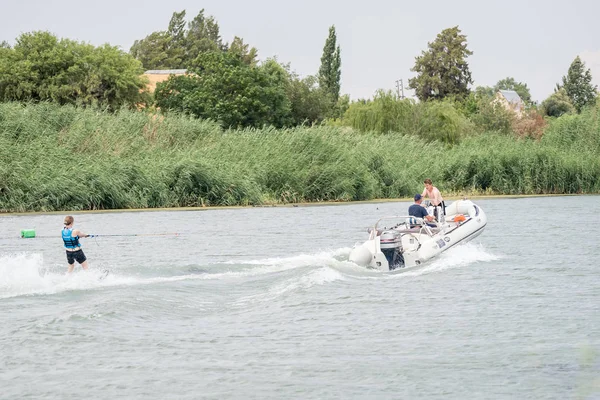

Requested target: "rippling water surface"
[{"left": 1, "top": 196, "right": 599, "bottom": 399}]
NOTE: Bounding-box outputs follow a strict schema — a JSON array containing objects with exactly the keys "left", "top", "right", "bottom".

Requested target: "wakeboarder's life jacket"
[{"left": 62, "top": 228, "right": 81, "bottom": 249}]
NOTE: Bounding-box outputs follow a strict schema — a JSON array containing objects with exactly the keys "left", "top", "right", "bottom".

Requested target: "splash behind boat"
[{"left": 348, "top": 199, "right": 487, "bottom": 271}]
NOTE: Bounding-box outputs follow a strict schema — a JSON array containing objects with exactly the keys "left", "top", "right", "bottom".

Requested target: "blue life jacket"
[{"left": 62, "top": 228, "right": 81, "bottom": 249}]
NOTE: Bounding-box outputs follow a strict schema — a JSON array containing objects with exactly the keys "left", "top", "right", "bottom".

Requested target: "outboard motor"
[{"left": 379, "top": 230, "right": 405, "bottom": 270}]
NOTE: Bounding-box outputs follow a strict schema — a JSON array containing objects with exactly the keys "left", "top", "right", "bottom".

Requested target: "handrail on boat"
[
  {"left": 367, "top": 215, "right": 440, "bottom": 239},
  {"left": 372, "top": 215, "right": 440, "bottom": 229}
]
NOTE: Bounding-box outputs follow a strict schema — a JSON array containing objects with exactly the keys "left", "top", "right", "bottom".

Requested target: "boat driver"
[
  {"left": 408, "top": 194, "right": 436, "bottom": 227},
  {"left": 421, "top": 178, "right": 445, "bottom": 220}
]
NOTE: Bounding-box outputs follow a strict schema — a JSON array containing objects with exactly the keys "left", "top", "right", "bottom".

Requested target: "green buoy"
[{"left": 21, "top": 229, "right": 36, "bottom": 238}]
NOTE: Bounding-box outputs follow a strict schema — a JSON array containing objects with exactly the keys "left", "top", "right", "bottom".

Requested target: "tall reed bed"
[
  {"left": 1, "top": 102, "right": 598, "bottom": 212},
  {"left": 438, "top": 135, "right": 600, "bottom": 194},
  {"left": 542, "top": 105, "right": 600, "bottom": 153}
]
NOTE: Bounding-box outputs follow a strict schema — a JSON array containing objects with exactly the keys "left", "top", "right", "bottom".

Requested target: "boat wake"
[
  {"left": 389, "top": 242, "right": 501, "bottom": 279},
  {"left": 0, "top": 243, "right": 498, "bottom": 299}
]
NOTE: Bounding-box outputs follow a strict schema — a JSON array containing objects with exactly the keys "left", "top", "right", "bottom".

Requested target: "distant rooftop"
[
  {"left": 144, "top": 69, "right": 187, "bottom": 75},
  {"left": 498, "top": 90, "right": 522, "bottom": 104}
]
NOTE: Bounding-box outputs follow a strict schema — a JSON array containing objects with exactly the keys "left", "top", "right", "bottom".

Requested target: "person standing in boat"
[
  {"left": 62, "top": 215, "right": 90, "bottom": 273},
  {"left": 422, "top": 178, "right": 445, "bottom": 219},
  {"left": 408, "top": 194, "right": 436, "bottom": 227}
]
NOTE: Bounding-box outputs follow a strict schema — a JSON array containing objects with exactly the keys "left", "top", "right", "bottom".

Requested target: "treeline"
[
  {"left": 0, "top": 9, "right": 344, "bottom": 127},
  {"left": 141, "top": 10, "right": 346, "bottom": 127},
  {"left": 339, "top": 26, "right": 597, "bottom": 144},
  {"left": 1, "top": 101, "right": 599, "bottom": 212},
  {"left": 1, "top": 12, "right": 597, "bottom": 138}
]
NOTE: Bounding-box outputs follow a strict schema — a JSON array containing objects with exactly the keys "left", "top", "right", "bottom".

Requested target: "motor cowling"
[
  {"left": 380, "top": 230, "right": 404, "bottom": 270},
  {"left": 380, "top": 230, "right": 401, "bottom": 249}
]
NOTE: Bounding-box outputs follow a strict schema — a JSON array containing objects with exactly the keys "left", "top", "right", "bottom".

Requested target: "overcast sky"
[{"left": 2, "top": 0, "right": 599, "bottom": 102}]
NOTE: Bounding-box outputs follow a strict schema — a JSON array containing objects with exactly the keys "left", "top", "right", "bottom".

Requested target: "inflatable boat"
[{"left": 348, "top": 200, "right": 487, "bottom": 271}]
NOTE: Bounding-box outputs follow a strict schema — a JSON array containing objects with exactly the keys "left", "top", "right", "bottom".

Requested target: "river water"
[{"left": 1, "top": 196, "right": 598, "bottom": 399}]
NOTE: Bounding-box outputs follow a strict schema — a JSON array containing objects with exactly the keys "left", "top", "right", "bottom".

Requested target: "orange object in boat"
[{"left": 453, "top": 214, "right": 466, "bottom": 222}]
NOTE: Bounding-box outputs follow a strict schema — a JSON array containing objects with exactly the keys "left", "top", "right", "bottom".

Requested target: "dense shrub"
[{"left": 511, "top": 109, "right": 547, "bottom": 140}]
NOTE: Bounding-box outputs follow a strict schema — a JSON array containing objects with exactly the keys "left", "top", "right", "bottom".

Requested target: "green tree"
[
  {"left": 84, "top": 44, "right": 150, "bottom": 109},
  {"left": 130, "top": 10, "right": 189, "bottom": 69},
  {"left": 130, "top": 9, "right": 230, "bottom": 70},
  {"left": 0, "top": 42, "right": 11, "bottom": 80},
  {"left": 471, "top": 98, "right": 515, "bottom": 134},
  {"left": 409, "top": 26, "right": 473, "bottom": 101},
  {"left": 559, "top": 56, "right": 597, "bottom": 112},
  {"left": 318, "top": 25, "right": 341, "bottom": 104},
  {"left": 257, "top": 59, "right": 292, "bottom": 127},
  {"left": 334, "top": 94, "right": 351, "bottom": 119},
  {"left": 155, "top": 52, "right": 290, "bottom": 128},
  {"left": 130, "top": 31, "right": 173, "bottom": 70},
  {"left": 228, "top": 36, "right": 258, "bottom": 66},
  {"left": 168, "top": 11, "right": 187, "bottom": 44},
  {"left": 0, "top": 31, "right": 148, "bottom": 108},
  {"left": 185, "top": 9, "right": 225, "bottom": 59},
  {"left": 494, "top": 77, "right": 532, "bottom": 104},
  {"left": 542, "top": 88, "right": 575, "bottom": 117},
  {"left": 286, "top": 73, "right": 330, "bottom": 125},
  {"left": 166, "top": 10, "right": 187, "bottom": 68},
  {"left": 474, "top": 86, "right": 495, "bottom": 99}
]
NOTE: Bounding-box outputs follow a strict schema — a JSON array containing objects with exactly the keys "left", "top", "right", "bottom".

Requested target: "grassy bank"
[{"left": 1, "top": 102, "right": 599, "bottom": 212}]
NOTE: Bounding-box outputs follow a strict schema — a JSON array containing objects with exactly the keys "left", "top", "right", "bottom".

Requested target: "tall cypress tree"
[
  {"left": 561, "top": 56, "right": 597, "bottom": 112},
  {"left": 167, "top": 10, "right": 187, "bottom": 68},
  {"left": 318, "top": 25, "right": 341, "bottom": 103}
]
